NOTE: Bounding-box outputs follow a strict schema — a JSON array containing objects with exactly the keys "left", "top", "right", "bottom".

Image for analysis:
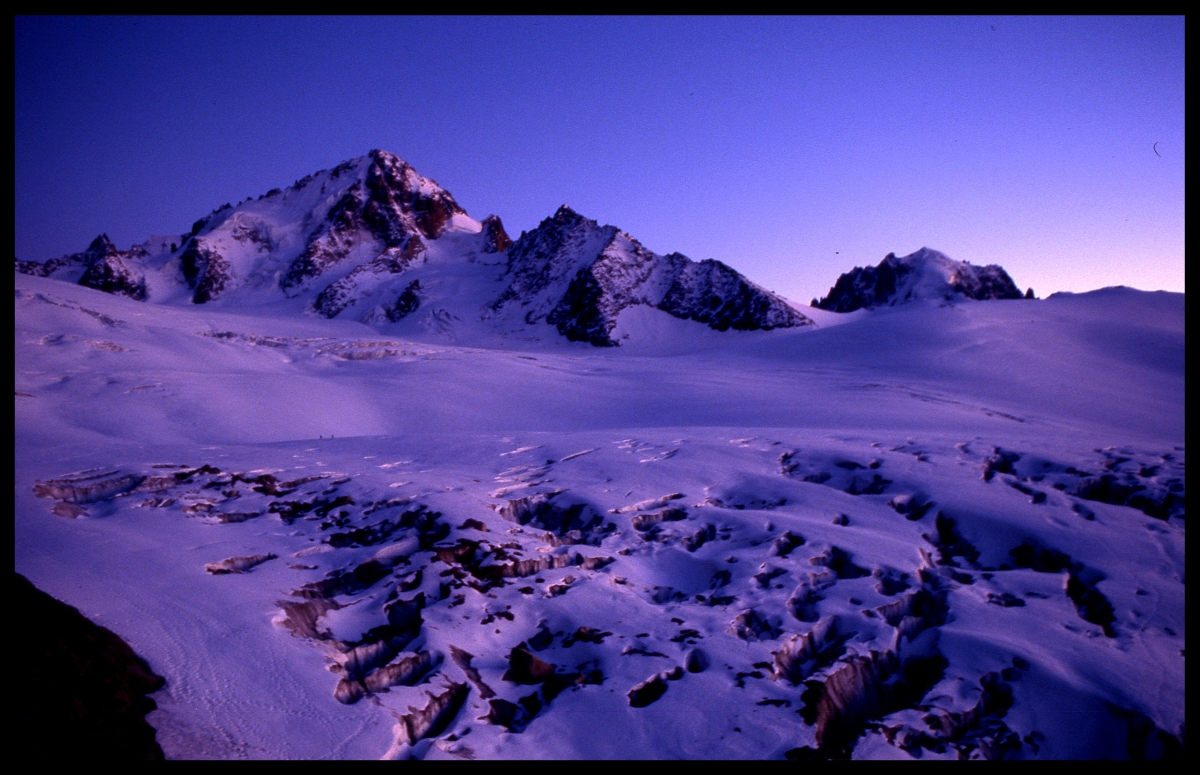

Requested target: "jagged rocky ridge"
[
  {"left": 17, "top": 150, "right": 479, "bottom": 320},
  {"left": 15, "top": 151, "right": 815, "bottom": 345},
  {"left": 492, "top": 206, "right": 813, "bottom": 345},
  {"left": 16, "top": 234, "right": 148, "bottom": 301},
  {"left": 813, "top": 247, "right": 1026, "bottom": 312}
]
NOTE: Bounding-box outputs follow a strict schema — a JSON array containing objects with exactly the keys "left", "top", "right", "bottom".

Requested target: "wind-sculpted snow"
[
  {"left": 20, "top": 428, "right": 1181, "bottom": 759},
  {"left": 14, "top": 270, "right": 1183, "bottom": 759},
  {"left": 813, "top": 247, "right": 1024, "bottom": 312}
]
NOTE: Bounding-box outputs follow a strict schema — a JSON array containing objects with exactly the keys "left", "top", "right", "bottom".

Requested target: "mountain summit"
[
  {"left": 15, "top": 151, "right": 812, "bottom": 345},
  {"left": 174, "top": 148, "right": 473, "bottom": 310},
  {"left": 812, "top": 247, "right": 1025, "bottom": 312},
  {"left": 491, "top": 206, "right": 812, "bottom": 346}
]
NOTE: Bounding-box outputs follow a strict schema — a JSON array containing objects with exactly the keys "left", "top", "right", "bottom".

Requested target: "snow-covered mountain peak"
[
  {"left": 813, "top": 247, "right": 1025, "bottom": 312},
  {"left": 491, "top": 207, "right": 814, "bottom": 346},
  {"left": 16, "top": 152, "right": 816, "bottom": 345},
  {"left": 86, "top": 233, "right": 118, "bottom": 255},
  {"left": 550, "top": 204, "right": 585, "bottom": 222},
  {"left": 17, "top": 150, "right": 486, "bottom": 318}
]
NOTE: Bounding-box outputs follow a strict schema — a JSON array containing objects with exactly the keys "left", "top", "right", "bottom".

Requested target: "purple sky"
[{"left": 15, "top": 16, "right": 1184, "bottom": 303}]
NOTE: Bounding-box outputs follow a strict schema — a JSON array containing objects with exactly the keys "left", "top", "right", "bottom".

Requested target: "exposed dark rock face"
[
  {"left": 479, "top": 214, "right": 513, "bottom": 253},
  {"left": 312, "top": 234, "right": 425, "bottom": 318},
  {"left": 79, "top": 236, "right": 148, "bottom": 300},
  {"left": 813, "top": 248, "right": 1023, "bottom": 312},
  {"left": 545, "top": 243, "right": 660, "bottom": 346},
  {"left": 180, "top": 237, "right": 231, "bottom": 303},
  {"left": 492, "top": 206, "right": 616, "bottom": 319},
  {"left": 226, "top": 213, "right": 274, "bottom": 252},
  {"left": 366, "top": 149, "right": 465, "bottom": 241},
  {"left": 16, "top": 152, "right": 452, "bottom": 307},
  {"left": 494, "top": 206, "right": 813, "bottom": 346},
  {"left": 15, "top": 572, "right": 166, "bottom": 760},
  {"left": 16, "top": 151, "right": 817, "bottom": 347},
  {"left": 386, "top": 280, "right": 423, "bottom": 322},
  {"left": 282, "top": 150, "right": 462, "bottom": 296},
  {"left": 17, "top": 234, "right": 148, "bottom": 300},
  {"left": 15, "top": 255, "right": 72, "bottom": 277},
  {"left": 281, "top": 185, "right": 369, "bottom": 294},
  {"left": 657, "top": 257, "right": 803, "bottom": 331}
]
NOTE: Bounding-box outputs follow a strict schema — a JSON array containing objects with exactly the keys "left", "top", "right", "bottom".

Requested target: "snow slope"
[{"left": 13, "top": 265, "right": 1183, "bottom": 760}]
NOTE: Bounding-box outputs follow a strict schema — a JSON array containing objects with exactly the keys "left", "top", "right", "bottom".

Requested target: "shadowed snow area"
[{"left": 14, "top": 267, "right": 1183, "bottom": 759}]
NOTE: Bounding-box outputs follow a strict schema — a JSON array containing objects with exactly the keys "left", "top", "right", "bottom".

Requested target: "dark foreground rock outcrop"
[{"left": 14, "top": 572, "right": 166, "bottom": 760}]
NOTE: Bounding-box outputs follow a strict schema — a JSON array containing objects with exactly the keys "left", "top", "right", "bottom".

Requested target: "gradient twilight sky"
[{"left": 15, "top": 16, "right": 1184, "bottom": 303}]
